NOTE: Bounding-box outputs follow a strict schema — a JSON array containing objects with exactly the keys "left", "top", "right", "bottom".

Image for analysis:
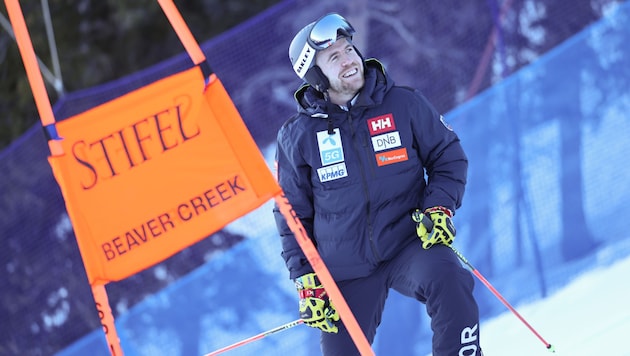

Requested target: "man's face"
[{"left": 315, "top": 37, "right": 364, "bottom": 102}]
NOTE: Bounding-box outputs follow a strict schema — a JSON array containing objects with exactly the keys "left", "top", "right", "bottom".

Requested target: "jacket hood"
[{"left": 293, "top": 58, "right": 393, "bottom": 118}]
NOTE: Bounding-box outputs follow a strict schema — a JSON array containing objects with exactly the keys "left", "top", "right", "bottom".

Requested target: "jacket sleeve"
[
  {"left": 273, "top": 122, "right": 315, "bottom": 279},
  {"left": 412, "top": 91, "right": 468, "bottom": 213}
]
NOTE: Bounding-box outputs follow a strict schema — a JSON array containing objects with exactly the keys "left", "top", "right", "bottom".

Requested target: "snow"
[
  {"left": 214, "top": 192, "right": 630, "bottom": 356},
  {"left": 478, "top": 252, "right": 630, "bottom": 356}
]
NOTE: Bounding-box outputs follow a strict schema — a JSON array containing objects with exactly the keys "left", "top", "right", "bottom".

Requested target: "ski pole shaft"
[
  {"left": 449, "top": 245, "right": 555, "bottom": 353},
  {"left": 203, "top": 319, "right": 304, "bottom": 356}
]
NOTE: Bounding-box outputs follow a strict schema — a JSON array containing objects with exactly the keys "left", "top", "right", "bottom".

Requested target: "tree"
[
  {"left": 512, "top": 0, "right": 604, "bottom": 260},
  {"left": 0, "top": 0, "right": 282, "bottom": 150}
]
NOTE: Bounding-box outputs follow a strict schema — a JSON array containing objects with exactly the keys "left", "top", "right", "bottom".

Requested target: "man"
[{"left": 273, "top": 13, "right": 481, "bottom": 355}]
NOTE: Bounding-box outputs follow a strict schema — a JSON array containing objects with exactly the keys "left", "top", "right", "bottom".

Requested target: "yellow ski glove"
[
  {"left": 412, "top": 206, "right": 456, "bottom": 249},
  {"left": 294, "top": 272, "right": 339, "bottom": 333}
]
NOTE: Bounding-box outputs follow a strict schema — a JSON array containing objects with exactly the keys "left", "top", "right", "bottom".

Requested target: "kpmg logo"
[{"left": 317, "top": 162, "right": 348, "bottom": 183}]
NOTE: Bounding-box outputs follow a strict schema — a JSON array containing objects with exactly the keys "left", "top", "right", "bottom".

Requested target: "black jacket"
[{"left": 274, "top": 59, "right": 468, "bottom": 281}]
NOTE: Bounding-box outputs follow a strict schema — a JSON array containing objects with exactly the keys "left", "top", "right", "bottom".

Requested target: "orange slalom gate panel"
[{"left": 48, "top": 67, "right": 280, "bottom": 285}]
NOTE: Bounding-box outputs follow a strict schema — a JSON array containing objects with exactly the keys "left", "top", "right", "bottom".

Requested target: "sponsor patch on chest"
[
  {"left": 376, "top": 147, "right": 408, "bottom": 166},
  {"left": 371, "top": 131, "right": 401, "bottom": 152},
  {"left": 317, "top": 128, "right": 344, "bottom": 166},
  {"left": 316, "top": 128, "right": 347, "bottom": 182},
  {"left": 366, "top": 113, "right": 408, "bottom": 165},
  {"left": 367, "top": 114, "right": 396, "bottom": 135},
  {"left": 317, "top": 162, "right": 348, "bottom": 182}
]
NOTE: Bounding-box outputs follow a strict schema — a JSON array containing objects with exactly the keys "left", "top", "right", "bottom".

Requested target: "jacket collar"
[{"left": 293, "top": 58, "right": 392, "bottom": 118}]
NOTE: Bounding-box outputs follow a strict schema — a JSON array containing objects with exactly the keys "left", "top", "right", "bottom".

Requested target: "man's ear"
[{"left": 305, "top": 66, "right": 330, "bottom": 93}]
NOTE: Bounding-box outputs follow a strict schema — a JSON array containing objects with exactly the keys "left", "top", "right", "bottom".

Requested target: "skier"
[{"left": 273, "top": 13, "right": 482, "bottom": 355}]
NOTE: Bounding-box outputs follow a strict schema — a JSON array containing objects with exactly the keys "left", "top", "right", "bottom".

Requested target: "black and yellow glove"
[
  {"left": 294, "top": 272, "right": 340, "bottom": 333},
  {"left": 412, "top": 206, "right": 456, "bottom": 249}
]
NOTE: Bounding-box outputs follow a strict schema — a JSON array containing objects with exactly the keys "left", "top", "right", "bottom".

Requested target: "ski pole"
[
  {"left": 449, "top": 245, "right": 556, "bottom": 353},
  {"left": 203, "top": 319, "right": 304, "bottom": 356}
]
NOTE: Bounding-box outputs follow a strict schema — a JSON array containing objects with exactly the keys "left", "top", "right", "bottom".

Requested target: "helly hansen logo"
[{"left": 367, "top": 114, "right": 396, "bottom": 135}]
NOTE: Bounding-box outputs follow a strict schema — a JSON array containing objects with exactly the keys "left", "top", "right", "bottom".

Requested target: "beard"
[{"left": 328, "top": 71, "right": 364, "bottom": 99}]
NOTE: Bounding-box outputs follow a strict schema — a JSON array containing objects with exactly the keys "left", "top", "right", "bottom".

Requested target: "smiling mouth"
[{"left": 342, "top": 68, "right": 358, "bottom": 78}]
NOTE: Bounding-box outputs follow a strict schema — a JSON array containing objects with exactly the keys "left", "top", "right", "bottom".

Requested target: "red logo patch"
[
  {"left": 375, "top": 148, "right": 408, "bottom": 166},
  {"left": 367, "top": 114, "right": 396, "bottom": 135}
]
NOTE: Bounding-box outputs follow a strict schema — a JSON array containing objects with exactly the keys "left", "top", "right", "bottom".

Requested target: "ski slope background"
[
  {"left": 58, "top": 197, "right": 630, "bottom": 356},
  {"left": 56, "top": 3, "right": 630, "bottom": 356},
  {"left": 480, "top": 243, "right": 630, "bottom": 356},
  {"left": 58, "top": 93, "right": 630, "bottom": 355},
  {"left": 207, "top": 241, "right": 630, "bottom": 356}
]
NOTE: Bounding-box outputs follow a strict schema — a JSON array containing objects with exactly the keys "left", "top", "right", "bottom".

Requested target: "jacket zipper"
[{"left": 347, "top": 110, "right": 381, "bottom": 261}]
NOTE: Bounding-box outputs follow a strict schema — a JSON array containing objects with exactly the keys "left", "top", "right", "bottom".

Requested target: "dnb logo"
[
  {"left": 371, "top": 131, "right": 401, "bottom": 152},
  {"left": 317, "top": 128, "right": 344, "bottom": 166}
]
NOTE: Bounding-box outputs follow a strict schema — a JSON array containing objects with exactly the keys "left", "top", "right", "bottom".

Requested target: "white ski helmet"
[{"left": 289, "top": 13, "right": 359, "bottom": 92}]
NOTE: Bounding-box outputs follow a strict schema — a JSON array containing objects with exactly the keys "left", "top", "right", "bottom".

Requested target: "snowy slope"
[
  {"left": 479, "top": 249, "right": 630, "bottom": 356},
  {"left": 56, "top": 187, "right": 630, "bottom": 356}
]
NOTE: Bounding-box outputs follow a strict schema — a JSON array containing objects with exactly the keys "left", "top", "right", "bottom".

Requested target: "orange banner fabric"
[{"left": 48, "top": 67, "right": 280, "bottom": 285}]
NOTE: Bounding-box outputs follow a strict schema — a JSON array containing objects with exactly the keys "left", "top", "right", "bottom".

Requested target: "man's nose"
[{"left": 340, "top": 53, "right": 353, "bottom": 66}]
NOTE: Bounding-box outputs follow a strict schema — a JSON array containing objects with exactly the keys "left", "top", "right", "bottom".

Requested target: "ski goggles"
[{"left": 308, "top": 13, "right": 355, "bottom": 50}]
